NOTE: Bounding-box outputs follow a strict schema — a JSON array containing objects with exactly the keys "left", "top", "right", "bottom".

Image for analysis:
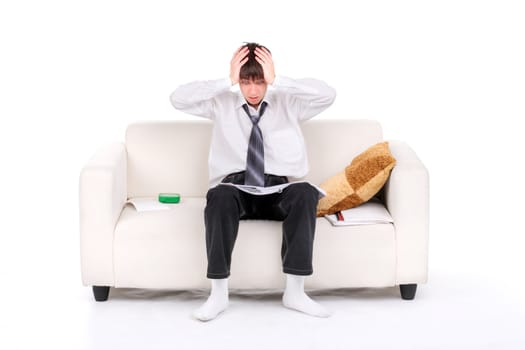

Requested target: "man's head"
[{"left": 239, "top": 42, "right": 271, "bottom": 108}]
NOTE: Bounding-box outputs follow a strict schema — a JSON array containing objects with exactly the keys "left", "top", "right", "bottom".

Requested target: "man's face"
[{"left": 239, "top": 77, "right": 268, "bottom": 108}]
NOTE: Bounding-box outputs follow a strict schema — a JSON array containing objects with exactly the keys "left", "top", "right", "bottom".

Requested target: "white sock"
[
  {"left": 193, "top": 278, "right": 229, "bottom": 321},
  {"left": 282, "top": 274, "right": 331, "bottom": 317}
]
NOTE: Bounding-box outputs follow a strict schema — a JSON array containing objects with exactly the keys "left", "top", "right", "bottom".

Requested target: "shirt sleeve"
[
  {"left": 169, "top": 78, "right": 231, "bottom": 119},
  {"left": 272, "top": 75, "right": 336, "bottom": 121}
]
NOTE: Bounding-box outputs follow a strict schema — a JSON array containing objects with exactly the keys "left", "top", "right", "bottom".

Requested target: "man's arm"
[
  {"left": 169, "top": 46, "right": 249, "bottom": 119},
  {"left": 273, "top": 76, "right": 336, "bottom": 121},
  {"left": 169, "top": 78, "right": 230, "bottom": 119},
  {"left": 255, "top": 47, "right": 336, "bottom": 121}
]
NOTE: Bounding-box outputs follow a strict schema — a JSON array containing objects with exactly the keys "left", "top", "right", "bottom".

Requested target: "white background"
[{"left": 1, "top": 0, "right": 524, "bottom": 349}]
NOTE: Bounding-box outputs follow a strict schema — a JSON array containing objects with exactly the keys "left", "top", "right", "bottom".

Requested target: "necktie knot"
[{"left": 242, "top": 101, "right": 267, "bottom": 125}]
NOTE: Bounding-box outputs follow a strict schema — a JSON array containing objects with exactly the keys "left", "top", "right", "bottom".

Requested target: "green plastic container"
[{"left": 158, "top": 193, "right": 181, "bottom": 203}]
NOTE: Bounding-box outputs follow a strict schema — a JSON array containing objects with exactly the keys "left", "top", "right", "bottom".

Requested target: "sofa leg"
[
  {"left": 93, "top": 286, "right": 110, "bottom": 302},
  {"left": 399, "top": 284, "right": 417, "bottom": 300}
]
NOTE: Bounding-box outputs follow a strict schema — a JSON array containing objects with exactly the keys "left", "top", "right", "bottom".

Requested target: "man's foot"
[
  {"left": 283, "top": 273, "right": 331, "bottom": 318},
  {"left": 193, "top": 293, "right": 229, "bottom": 321},
  {"left": 282, "top": 290, "right": 331, "bottom": 317},
  {"left": 193, "top": 278, "right": 229, "bottom": 322}
]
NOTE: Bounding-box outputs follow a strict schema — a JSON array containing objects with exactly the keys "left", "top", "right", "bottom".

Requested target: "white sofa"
[{"left": 79, "top": 119, "right": 429, "bottom": 302}]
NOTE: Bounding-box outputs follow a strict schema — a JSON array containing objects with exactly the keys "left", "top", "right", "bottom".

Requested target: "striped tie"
[{"left": 242, "top": 101, "right": 267, "bottom": 187}]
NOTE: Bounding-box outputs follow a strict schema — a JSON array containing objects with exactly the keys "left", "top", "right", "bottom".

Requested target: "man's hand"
[
  {"left": 230, "top": 46, "right": 249, "bottom": 85},
  {"left": 255, "top": 47, "right": 276, "bottom": 85}
]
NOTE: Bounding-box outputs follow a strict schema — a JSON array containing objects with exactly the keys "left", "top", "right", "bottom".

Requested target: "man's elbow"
[
  {"left": 327, "top": 86, "right": 337, "bottom": 105},
  {"left": 169, "top": 90, "right": 186, "bottom": 110},
  {"left": 322, "top": 86, "right": 337, "bottom": 107}
]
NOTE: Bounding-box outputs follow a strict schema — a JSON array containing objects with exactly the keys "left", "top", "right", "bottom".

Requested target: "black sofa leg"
[
  {"left": 93, "top": 286, "right": 110, "bottom": 302},
  {"left": 400, "top": 284, "right": 417, "bottom": 300}
]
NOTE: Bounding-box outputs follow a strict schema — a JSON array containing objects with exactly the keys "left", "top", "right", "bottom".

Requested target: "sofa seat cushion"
[
  {"left": 114, "top": 198, "right": 208, "bottom": 289},
  {"left": 113, "top": 197, "right": 397, "bottom": 290}
]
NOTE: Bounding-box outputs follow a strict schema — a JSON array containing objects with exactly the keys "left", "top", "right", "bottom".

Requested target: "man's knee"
[
  {"left": 206, "top": 185, "right": 240, "bottom": 212},
  {"left": 207, "top": 185, "right": 238, "bottom": 200},
  {"left": 280, "top": 183, "right": 319, "bottom": 214},
  {"left": 284, "top": 183, "right": 319, "bottom": 202}
]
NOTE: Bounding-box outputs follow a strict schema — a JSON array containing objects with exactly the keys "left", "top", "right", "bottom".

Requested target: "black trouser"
[{"left": 204, "top": 172, "right": 319, "bottom": 279}]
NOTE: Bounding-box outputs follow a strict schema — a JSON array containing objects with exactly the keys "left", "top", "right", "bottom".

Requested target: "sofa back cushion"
[
  {"left": 125, "top": 119, "right": 383, "bottom": 197},
  {"left": 302, "top": 119, "right": 383, "bottom": 187},
  {"left": 126, "top": 121, "right": 212, "bottom": 198}
]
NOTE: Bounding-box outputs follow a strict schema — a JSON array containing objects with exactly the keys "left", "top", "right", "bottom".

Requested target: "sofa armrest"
[
  {"left": 384, "top": 140, "right": 429, "bottom": 285},
  {"left": 79, "top": 143, "right": 127, "bottom": 286}
]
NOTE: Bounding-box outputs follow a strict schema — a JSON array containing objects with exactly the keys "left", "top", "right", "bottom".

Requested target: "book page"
[
  {"left": 126, "top": 197, "right": 171, "bottom": 212},
  {"left": 324, "top": 199, "right": 393, "bottom": 226}
]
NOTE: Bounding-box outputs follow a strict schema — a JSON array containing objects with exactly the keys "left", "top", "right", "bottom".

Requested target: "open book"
[
  {"left": 218, "top": 181, "right": 326, "bottom": 197},
  {"left": 324, "top": 199, "right": 393, "bottom": 226}
]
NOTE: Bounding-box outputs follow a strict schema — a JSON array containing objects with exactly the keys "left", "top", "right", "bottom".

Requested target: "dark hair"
[{"left": 239, "top": 42, "right": 271, "bottom": 81}]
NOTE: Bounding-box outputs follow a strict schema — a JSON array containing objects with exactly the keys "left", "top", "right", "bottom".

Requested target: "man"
[{"left": 170, "top": 43, "right": 336, "bottom": 321}]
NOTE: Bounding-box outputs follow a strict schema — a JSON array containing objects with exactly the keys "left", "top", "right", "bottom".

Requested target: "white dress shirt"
[{"left": 170, "top": 75, "right": 336, "bottom": 187}]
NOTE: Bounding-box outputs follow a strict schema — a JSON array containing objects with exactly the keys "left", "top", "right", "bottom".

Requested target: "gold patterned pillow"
[{"left": 317, "top": 142, "right": 396, "bottom": 217}]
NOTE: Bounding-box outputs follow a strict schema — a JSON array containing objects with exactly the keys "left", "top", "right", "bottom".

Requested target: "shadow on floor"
[{"left": 106, "top": 286, "right": 403, "bottom": 302}]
